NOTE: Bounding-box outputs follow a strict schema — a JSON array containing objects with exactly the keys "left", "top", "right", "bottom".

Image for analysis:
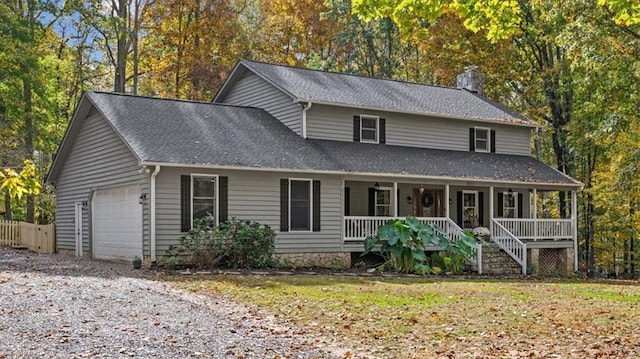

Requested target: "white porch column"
[
  {"left": 445, "top": 184, "right": 450, "bottom": 219},
  {"left": 533, "top": 188, "right": 538, "bottom": 240},
  {"left": 489, "top": 186, "right": 494, "bottom": 237},
  {"left": 571, "top": 190, "right": 578, "bottom": 272},
  {"left": 393, "top": 182, "right": 398, "bottom": 217}
]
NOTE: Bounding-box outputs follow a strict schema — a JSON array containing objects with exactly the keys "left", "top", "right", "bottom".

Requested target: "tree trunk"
[
  {"left": 114, "top": 0, "right": 129, "bottom": 93},
  {"left": 4, "top": 191, "right": 11, "bottom": 220},
  {"left": 22, "top": 74, "right": 35, "bottom": 223}
]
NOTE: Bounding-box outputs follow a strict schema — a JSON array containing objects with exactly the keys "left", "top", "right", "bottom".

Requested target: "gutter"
[
  {"left": 150, "top": 165, "right": 160, "bottom": 263},
  {"left": 139, "top": 161, "right": 584, "bottom": 190},
  {"left": 302, "top": 102, "right": 312, "bottom": 138}
]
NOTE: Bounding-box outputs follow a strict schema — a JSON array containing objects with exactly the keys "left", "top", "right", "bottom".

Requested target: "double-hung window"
[
  {"left": 192, "top": 175, "right": 217, "bottom": 223},
  {"left": 474, "top": 127, "right": 490, "bottom": 152},
  {"left": 181, "top": 174, "right": 227, "bottom": 232},
  {"left": 360, "top": 115, "right": 379, "bottom": 143},
  {"left": 502, "top": 191, "right": 518, "bottom": 218},
  {"left": 375, "top": 187, "right": 391, "bottom": 216},
  {"left": 280, "top": 178, "right": 320, "bottom": 232},
  {"left": 290, "top": 179, "right": 312, "bottom": 231}
]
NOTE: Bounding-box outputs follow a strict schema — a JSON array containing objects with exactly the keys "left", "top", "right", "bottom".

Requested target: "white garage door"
[{"left": 93, "top": 185, "right": 142, "bottom": 260}]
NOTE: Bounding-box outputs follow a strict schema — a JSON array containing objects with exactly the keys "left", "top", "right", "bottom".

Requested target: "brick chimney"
[{"left": 456, "top": 65, "right": 485, "bottom": 95}]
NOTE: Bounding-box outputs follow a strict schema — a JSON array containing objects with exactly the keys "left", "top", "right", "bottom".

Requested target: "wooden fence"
[{"left": 0, "top": 220, "right": 56, "bottom": 254}]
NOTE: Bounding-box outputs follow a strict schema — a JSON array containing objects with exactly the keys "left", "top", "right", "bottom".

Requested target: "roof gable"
[{"left": 215, "top": 59, "right": 537, "bottom": 127}]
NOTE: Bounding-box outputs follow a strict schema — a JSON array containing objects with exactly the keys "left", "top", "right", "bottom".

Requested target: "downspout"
[
  {"left": 302, "top": 102, "right": 312, "bottom": 139},
  {"left": 150, "top": 165, "right": 160, "bottom": 263}
]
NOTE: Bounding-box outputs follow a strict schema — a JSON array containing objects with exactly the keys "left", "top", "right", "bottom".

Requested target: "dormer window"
[
  {"left": 353, "top": 115, "right": 386, "bottom": 144},
  {"left": 469, "top": 127, "right": 495, "bottom": 153}
]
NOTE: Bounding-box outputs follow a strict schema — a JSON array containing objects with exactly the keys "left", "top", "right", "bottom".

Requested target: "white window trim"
[
  {"left": 190, "top": 174, "right": 219, "bottom": 228},
  {"left": 360, "top": 115, "right": 379, "bottom": 144},
  {"left": 462, "top": 190, "right": 479, "bottom": 228},
  {"left": 502, "top": 191, "right": 518, "bottom": 218},
  {"left": 289, "top": 178, "right": 313, "bottom": 232},
  {"left": 375, "top": 186, "right": 393, "bottom": 216},
  {"left": 474, "top": 126, "right": 490, "bottom": 153}
]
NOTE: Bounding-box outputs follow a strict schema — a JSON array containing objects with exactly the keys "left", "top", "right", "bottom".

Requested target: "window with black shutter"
[
  {"left": 353, "top": 115, "right": 385, "bottom": 144},
  {"left": 281, "top": 179, "right": 321, "bottom": 232},
  {"left": 180, "top": 174, "right": 227, "bottom": 232}
]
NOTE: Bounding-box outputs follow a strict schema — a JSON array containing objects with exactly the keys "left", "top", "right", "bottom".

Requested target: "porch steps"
[{"left": 480, "top": 243, "right": 522, "bottom": 275}]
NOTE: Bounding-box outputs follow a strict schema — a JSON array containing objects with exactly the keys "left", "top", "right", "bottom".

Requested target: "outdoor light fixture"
[
  {"left": 406, "top": 196, "right": 413, "bottom": 205},
  {"left": 373, "top": 182, "right": 380, "bottom": 191},
  {"left": 508, "top": 188, "right": 513, "bottom": 194}
]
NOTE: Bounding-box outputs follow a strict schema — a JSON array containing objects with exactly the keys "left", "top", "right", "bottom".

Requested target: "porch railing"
[
  {"left": 344, "top": 216, "right": 457, "bottom": 242},
  {"left": 493, "top": 218, "right": 572, "bottom": 240},
  {"left": 491, "top": 219, "right": 526, "bottom": 274}
]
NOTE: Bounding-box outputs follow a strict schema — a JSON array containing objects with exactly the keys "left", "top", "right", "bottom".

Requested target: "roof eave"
[
  {"left": 293, "top": 99, "right": 541, "bottom": 128},
  {"left": 140, "top": 161, "right": 582, "bottom": 190}
]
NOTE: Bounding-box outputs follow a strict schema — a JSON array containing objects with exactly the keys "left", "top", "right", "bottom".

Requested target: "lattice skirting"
[{"left": 538, "top": 248, "right": 568, "bottom": 275}]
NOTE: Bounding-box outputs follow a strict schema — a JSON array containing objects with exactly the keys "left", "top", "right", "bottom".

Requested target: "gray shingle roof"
[
  {"left": 83, "top": 92, "right": 577, "bottom": 187},
  {"left": 237, "top": 60, "right": 535, "bottom": 126},
  {"left": 87, "top": 92, "right": 336, "bottom": 170}
]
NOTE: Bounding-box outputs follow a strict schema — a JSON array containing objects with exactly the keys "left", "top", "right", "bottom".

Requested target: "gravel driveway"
[{"left": 0, "top": 248, "right": 353, "bottom": 359}]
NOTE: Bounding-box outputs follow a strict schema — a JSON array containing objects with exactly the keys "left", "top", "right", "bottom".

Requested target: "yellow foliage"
[{"left": 0, "top": 160, "right": 41, "bottom": 200}]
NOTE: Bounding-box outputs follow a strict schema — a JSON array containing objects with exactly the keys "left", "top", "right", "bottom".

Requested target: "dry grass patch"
[{"left": 167, "top": 275, "right": 640, "bottom": 358}]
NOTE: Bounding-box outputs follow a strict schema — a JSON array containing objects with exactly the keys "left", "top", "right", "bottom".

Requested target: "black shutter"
[
  {"left": 517, "top": 192, "right": 524, "bottom": 218},
  {"left": 344, "top": 187, "right": 350, "bottom": 216},
  {"left": 368, "top": 188, "right": 376, "bottom": 216},
  {"left": 353, "top": 116, "right": 361, "bottom": 142},
  {"left": 313, "top": 180, "right": 321, "bottom": 232},
  {"left": 478, "top": 192, "right": 484, "bottom": 226},
  {"left": 379, "top": 118, "right": 386, "bottom": 144},
  {"left": 280, "top": 179, "right": 289, "bottom": 232},
  {"left": 180, "top": 175, "right": 191, "bottom": 232},
  {"left": 219, "top": 176, "right": 228, "bottom": 223},
  {"left": 469, "top": 128, "right": 475, "bottom": 151},
  {"left": 498, "top": 192, "right": 504, "bottom": 217},
  {"left": 456, "top": 191, "right": 463, "bottom": 226},
  {"left": 490, "top": 130, "right": 496, "bottom": 153}
]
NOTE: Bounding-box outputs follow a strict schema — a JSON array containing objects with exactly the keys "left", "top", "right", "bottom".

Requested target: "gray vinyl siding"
[
  {"left": 218, "top": 71, "right": 303, "bottom": 135},
  {"left": 306, "top": 104, "right": 532, "bottom": 156},
  {"left": 54, "top": 113, "right": 150, "bottom": 255},
  {"left": 154, "top": 168, "right": 343, "bottom": 255}
]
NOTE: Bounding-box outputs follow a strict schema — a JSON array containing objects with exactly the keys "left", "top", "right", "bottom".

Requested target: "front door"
[{"left": 413, "top": 189, "right": 444, "bottom": 217}]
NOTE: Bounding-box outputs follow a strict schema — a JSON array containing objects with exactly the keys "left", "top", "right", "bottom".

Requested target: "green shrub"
[
  {"left": 363, "top": 216, "right": 477, "bottom": 275},
  {"left": 166, "top": 217, "right": 276, "bottom": 269}
]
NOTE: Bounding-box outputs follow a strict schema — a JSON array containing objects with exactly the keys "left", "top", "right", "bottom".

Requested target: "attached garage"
[{"left": 92, "top": 185, "right": 143, "bottom": 260}]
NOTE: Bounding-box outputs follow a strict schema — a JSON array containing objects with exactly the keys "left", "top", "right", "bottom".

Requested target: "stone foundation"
[
  {"left": 275, "top": 252, "right": 351, "bottom": 269},
  {"left": 480, "top": 243, "right": 522, "bottom": 275}
]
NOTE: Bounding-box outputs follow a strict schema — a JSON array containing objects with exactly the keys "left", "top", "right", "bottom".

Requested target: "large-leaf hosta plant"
[{"left": 363, "top": 216, "right": 477, "bottom": 275}]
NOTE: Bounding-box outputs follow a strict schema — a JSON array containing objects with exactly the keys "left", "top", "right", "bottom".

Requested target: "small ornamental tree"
[{"left": 363, "top": 216, "right": 477, "bottom": 275}]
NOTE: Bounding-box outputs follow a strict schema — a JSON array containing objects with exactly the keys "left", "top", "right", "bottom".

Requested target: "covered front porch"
[{"left": 342, "top": 179, "right": 579, "bottom": 274}]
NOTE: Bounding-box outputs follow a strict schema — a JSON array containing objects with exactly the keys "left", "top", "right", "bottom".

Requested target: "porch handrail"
[
  {"left": 344, "top": 216, "right": 457, "bottom": 242},
  {"left": 491, "top": 218, "right": 527, "bottom": 274},
  {"left": 493, "top": 218, "right": 572, "bottom": 240}
]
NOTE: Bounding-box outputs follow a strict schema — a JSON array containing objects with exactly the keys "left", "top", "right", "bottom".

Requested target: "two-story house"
[{"left": 47, "top": 59, "right": 582, "bottom": 274}]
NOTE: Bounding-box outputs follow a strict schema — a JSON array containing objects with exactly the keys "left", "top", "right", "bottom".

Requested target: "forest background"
[{"left": 1, "top": 0, "right": 638, "bottom": 276}]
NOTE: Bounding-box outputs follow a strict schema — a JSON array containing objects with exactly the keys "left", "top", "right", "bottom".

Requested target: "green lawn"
[{"left": 167, "top": 275, "right": 640, "bottom": 358}]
